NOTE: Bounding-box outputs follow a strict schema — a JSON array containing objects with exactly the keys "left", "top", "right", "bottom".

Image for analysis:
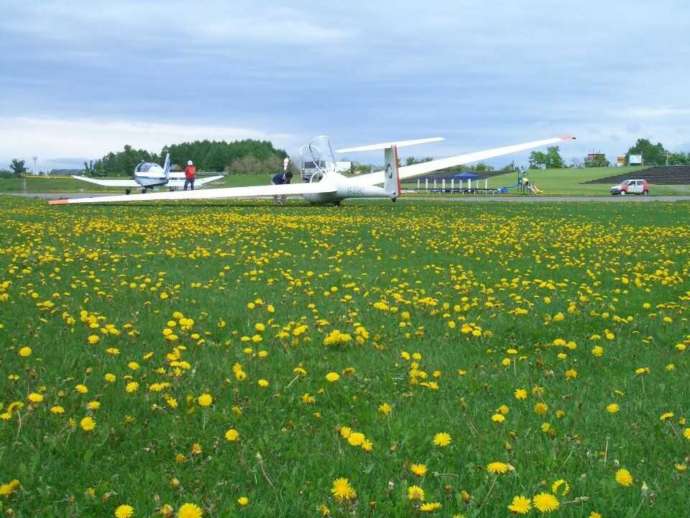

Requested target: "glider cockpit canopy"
[{"left": 293, "top": 136, "right": 337, "bottom": 182}]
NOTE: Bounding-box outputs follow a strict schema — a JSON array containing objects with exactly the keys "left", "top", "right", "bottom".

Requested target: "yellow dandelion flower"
[
  {"left": 80, "top": 416, "right": 96, "bottom": 432},
  {"left": 197, "top": 393, "right": 213, "bottom": 407},
  {"left": 114, "top": 504, "right": 135, "bottom": 518},
  {"left": 50, "top": 405, "right": 65, "bottom": 414},
  {"left": 507, "top": 495, "right": 531, "bottom": 514},
  {"left": 534, "top": 402, "right": 548, "bottom": 415},
  {"left": 177, "top": 503, "right": 203, "bottom": 518},
  {"left": 683, "top": 428, "right": 690, "bottom": 440},
  {"left": 551, "top": 479, "right": 570, "bottom": 495},
  {"left": 407, "top": 485, "right": 425, "bottom": 501},
  {"left": 325, "top": 372, "right": 340, "bottom": 383},
  {"left": 347, "top": 432, "right": 365, "bottom": 446},
  {"left": 28, "top": 392, "right": 44, "bottom": 403},
  {"left": 419, "top": 502, "right": 442, "bottom": 512},
  {"left": 378, "top": 402, "right": 392, "bottom": 415},
  {"left": 514, "top": 388, "right": 528, "bottom": 400},
  {"left": 433, "top": 432, "right": 452, "bottom": 447},
  {"left": 18, "top": 346, "right": 32, "bottom": 357},
  {"left": 0, "top": 479, "right": 20, "bottom": 497},
  {"left": 615, "top": 468, "right": 633, "bottom": 487},
  {"left": 410, "top": 463, "right": 427, "bottom": 476},
  {"left": 224, "top": 428, "right": 239, "bottom": 442},
  {"left": 606, "top": 403, "right": 619, "bottom": 414},
  {"left": 331, "top": 478, "right": 356, "bottom": 502},
  {"left": 257, "top": 379, "right": 269, "bottom": 388},
  {"left": 486, "top": 462, "right": 511, "bottom": 474},
  {"left": 532, "top": 492, "right": 559, "bottom": 513},
  {"left": 237, "top": 496, "right": 249, "bottom": 506}
]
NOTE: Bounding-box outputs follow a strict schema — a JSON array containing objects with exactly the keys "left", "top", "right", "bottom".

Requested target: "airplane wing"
[
  {"left": 195, "top": 175, "right": 224, "bottom": 186},
  {"left": 72, "top": 176, "right": 139, "bottom": 188},
  {"left": 350, "top": 136, "right": 576, "bottom": 186},
  {"left": 49, "top": 182, "right": 336, "bottom": 205},
  {"left": 167, "top": 172, "right": 223, "bottom": 179},
  {"left": 162, "top": 176, "right": 224, "bottom": 189}
]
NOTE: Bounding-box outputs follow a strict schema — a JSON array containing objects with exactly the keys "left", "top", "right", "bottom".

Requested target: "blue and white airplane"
[{"left": 72, "top": 153, "right": 223, "bottom": 193}]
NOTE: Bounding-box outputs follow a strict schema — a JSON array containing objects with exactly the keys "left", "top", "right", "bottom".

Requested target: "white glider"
[{"left": 51, "top": 135, "right": 575, "bottom": 206}]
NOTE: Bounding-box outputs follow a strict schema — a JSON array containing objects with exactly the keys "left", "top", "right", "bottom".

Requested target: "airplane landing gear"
[{"left": 125, "top": 188, "right": 131, "bottom": 195}]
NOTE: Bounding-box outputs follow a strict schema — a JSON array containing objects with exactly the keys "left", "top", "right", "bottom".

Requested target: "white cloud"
[
  {"left": 0, "top": 116, "right": 301, "bottom": 166},
  {"left": 0, "top": 2, "right": 352, "bottom": 48},
  {"left": 621, "top": 107, "right": 690, "bottom": 119}
]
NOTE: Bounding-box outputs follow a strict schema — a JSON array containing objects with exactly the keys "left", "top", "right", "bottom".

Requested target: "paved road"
[{"left": 6, "top": 192, "right": 690, "bottom": 203}]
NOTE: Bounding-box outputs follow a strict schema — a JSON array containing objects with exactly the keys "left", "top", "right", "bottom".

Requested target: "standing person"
[
  {"left": 184, "top": 160, "right": 196, "bottom": 191},
  {"left": 271, "top": 165, "right": 293, "bottom": 204}
]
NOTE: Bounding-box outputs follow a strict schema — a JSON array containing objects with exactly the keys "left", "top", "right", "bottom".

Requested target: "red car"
[{"left": 610, "top": 179, "right": 649, "bottom": 195}]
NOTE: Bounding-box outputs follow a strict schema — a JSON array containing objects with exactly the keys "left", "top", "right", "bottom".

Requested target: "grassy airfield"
[
  {"left": 3, "top": 166, "right": 688, "bottom": 197},
  {"left": 1, "top": 196, "right": 689, "bottom": 517}
]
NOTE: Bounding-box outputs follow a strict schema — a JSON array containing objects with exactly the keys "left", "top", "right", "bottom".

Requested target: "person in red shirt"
[{"left": 184, "top": 160, "right": 197, "bottom": 191}]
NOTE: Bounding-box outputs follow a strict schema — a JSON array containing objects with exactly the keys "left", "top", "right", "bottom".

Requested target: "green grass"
[
  {"left": 405, "top": 167, "right": 690, "bottom": 196},
  {"left": 1, "top": 196, "right": 689, "bottom": 517}
]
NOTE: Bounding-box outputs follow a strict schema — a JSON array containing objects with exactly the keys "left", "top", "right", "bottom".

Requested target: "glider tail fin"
[
  {"left": 163, "top": 153, "right": 171, "bottom": 180},
  {"left": 384, "top": 145, "right": 401, "bottom": 200}
]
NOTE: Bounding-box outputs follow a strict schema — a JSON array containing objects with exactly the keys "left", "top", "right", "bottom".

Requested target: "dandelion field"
[{"left": 1, "top": 196, "right": 689, "bottom": 517}]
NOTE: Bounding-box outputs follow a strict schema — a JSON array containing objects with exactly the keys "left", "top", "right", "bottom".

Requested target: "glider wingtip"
[
  {"left": 48, "top": 199, "right": 69, "bottom": 205},
  {"left": 559, "top": 135, "right": 576, "bottom": 141}
]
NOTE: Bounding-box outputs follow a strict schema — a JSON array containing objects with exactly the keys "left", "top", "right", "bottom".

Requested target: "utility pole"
[{"left": 32, "top": 156, "right": 38, "bottom": 176}]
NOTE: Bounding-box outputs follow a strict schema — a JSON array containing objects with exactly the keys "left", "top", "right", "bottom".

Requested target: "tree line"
[
  {"left": 527, "top": 139, "right": 690, "bottom": 170},
  {"left": 83, "top": 139, "right": 288, "bottom": 177}
]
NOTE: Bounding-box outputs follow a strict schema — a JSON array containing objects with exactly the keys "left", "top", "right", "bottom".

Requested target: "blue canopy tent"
[{"left": 449, "top": 172, "right": 480, "bottom": 181}]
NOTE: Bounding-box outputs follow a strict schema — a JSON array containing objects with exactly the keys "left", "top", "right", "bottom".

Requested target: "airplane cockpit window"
[
  {"left": 135, "top": 163, "right": 153, "bottom": 173},
  {"left": 293, "top": 136, "right": 336, "bottom": 182}
]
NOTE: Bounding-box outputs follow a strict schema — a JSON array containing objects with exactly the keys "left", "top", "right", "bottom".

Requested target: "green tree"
[
  {"left": 545, "top": 146, "right": 565, "bottom": 168},
  {"left": 528, "top": 151, "right": 547, "bottom": 169},
  {"left": 668, "top": 152, "right": 690, "bottom": 165},
  {"left": 9, "top": 159, "right": 27, "bottom": 176},
  {"left": 584, "top": 153, "right": 610, "bottom": 168},
  {"left": 626, "top": 138, "right": 667, "bottom": 165}
]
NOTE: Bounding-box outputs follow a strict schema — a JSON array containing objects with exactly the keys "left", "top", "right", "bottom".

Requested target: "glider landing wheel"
[{"left": 125, "top": 188, "right": 131, "bottom": 195}]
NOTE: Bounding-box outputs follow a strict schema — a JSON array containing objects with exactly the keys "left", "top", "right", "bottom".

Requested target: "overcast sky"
[{"left": 2, "top": 0, "right": 689, "bottom": 170}]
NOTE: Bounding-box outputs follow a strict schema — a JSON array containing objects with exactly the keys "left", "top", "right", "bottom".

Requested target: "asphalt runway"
[{"left": 6, "top": 192, "right": 690, "bottom": 203}]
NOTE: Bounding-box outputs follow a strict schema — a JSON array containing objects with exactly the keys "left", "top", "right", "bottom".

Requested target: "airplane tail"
[
  {"left": 383, "top": 145, "right": 401, "bottom": 200},
  {"left": 163, "top": 153, "right": 171, "bottom": 180}
]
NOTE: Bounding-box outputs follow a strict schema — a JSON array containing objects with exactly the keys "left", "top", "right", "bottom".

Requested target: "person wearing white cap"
[{"left": 184, "top": 160, "right": 196, "bottom": 191}]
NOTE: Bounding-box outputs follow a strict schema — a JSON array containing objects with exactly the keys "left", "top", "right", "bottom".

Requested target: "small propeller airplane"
[
  {"left": 51, "top": 135, "right": 575, "bottom": 206},
  {"left": 71, "top": 153, "right": 224, "bottom": 193}
]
